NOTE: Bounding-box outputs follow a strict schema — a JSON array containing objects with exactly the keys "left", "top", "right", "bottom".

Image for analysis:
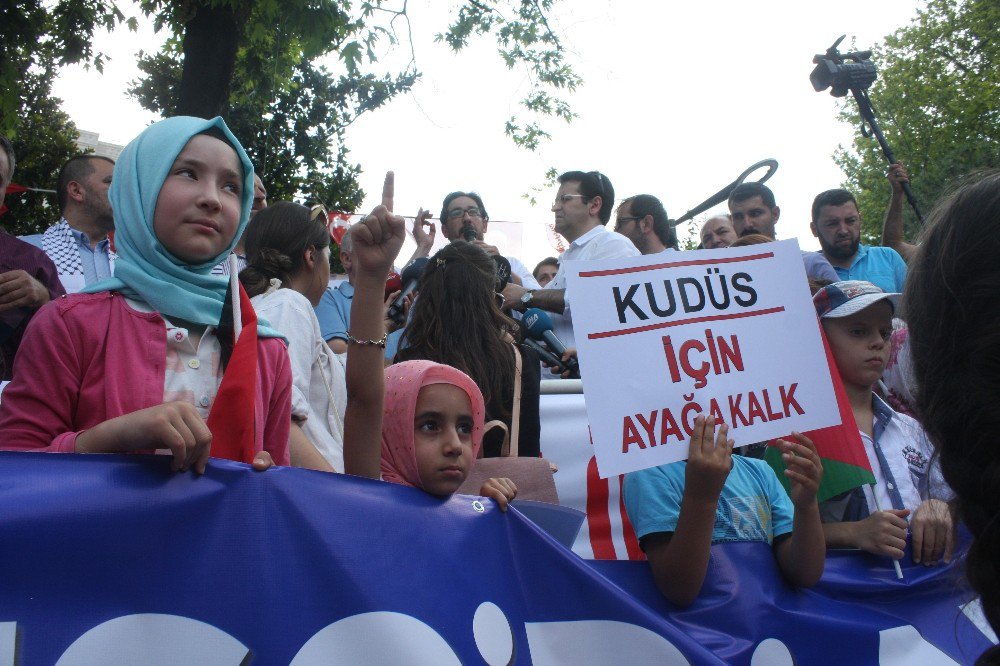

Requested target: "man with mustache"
[{"left": 810, "top": 188, "right": 907, "bottom": 293}]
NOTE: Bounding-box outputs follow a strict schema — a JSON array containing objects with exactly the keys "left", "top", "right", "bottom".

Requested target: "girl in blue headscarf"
[{"left": 0, "top": 117, "right": 292, "bottom": 473}]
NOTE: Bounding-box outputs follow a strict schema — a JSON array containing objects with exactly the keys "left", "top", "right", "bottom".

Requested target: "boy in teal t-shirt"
[{"left": 623, "top": 416, "right": 825, "bottom": 607}]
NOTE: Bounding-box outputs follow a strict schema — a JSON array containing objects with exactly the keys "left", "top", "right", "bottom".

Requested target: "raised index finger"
[{"left": 381, "top": 171, "right": 394, "bottom": 212}]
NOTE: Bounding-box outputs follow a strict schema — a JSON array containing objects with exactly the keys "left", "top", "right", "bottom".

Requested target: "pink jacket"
[{"left": 0, "top": 292, "right": 291, "bottom": 465}]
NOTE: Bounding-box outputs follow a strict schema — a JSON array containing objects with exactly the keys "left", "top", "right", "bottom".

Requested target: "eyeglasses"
[
  {"left": 615, "top": 216, "right": 642, "bottom": 229},
  {"left": 446, "top": 207, "right": 484, "bottom": 220},
  {"left": 552, "top": 194, "right": 588, "bottom": 207}
]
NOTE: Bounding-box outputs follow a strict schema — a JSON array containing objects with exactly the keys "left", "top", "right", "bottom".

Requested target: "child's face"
[
  {"left": 153, "top": 134, "right": 244, "bottom": 265},
  {"left": 822, "top": 301, "right": 893, "bottom": 391},
  {"left": 413, "top": 383, "right": 475, "bottom": 496}
]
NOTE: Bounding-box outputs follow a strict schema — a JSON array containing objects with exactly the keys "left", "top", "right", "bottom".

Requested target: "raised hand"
[
  {"left": 351, "top": 172, "right": 406, "bottom": 279},
  {"left": 887, "top": 161, "right": 910, "bottom": 198},
  {"left": 776, "top": 432, "right": 823, "bottom": 508},
  {"left": 683, "top": 415, "right": 732, "bottom": 504},
  {"left": 412, "top": 208, "right": 436, "bottom": 252}
]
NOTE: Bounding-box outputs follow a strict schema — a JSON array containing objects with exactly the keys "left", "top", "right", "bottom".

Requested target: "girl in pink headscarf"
[
  {"left": 379, "top": 360, "right": 517, "bottom": 507},
  {"left": 339, "top": 174, "right": 516, "bottom": 509}
]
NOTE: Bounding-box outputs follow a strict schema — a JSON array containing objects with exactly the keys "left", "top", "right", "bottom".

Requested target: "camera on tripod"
[{"left": 810, "top": 35, "right": 878, "bottom": 97}]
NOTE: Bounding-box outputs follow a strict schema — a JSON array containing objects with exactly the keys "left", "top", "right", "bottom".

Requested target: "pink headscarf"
[{"left": 380, "top": 360, "right": 486, "bottom": 488}]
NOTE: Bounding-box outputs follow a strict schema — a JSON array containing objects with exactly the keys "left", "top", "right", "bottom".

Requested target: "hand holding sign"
[
  {"left": 776, "top": 432, "right": 823, "bottom": 508},
  {"left": 683, "top": 415, "right": 733, "bottom": 504}
]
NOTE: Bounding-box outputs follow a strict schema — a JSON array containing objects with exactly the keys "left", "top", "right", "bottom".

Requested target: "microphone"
[
  {"left": 522, "top": 307, "right": 580, "bottom": 377},
  {"left": 492, "top": 255, "right": 511, "bottom": 291},
  {"left": 459, "top": 224, "right": 509, "bottom": 289},
  {"left": 520, "top": 332, "right": 570, "bottom": 375},
  {"left": 384, "top": 271, "right": 402, "bottom": 300},
  {"left": 387, "top": 257, "right": 429, "bottom": 325}
]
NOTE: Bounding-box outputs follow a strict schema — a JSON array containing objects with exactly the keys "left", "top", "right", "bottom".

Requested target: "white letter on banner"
[
  {"left": 0, "top": 623, "right": 15, "bottom": 666},
  {"left": 524, "top": 620, "right": 689, "bottom": 664},
  {"left": 750, "top": 638, "right": 794, "bottom": 665},
  {"left": 878, "top": 625, "right": 960, "bottom": 665},
  {"left": 473, "top": 602, "right": 514, "bottom": 666},
  {"left": 55, "top": 614, "right": 249, "bottom": 665},
  {"left": 962, "top": 598, "right": 1000, "bottom": 645},
  {"left": 290, "top": 612, "right": 460, "bottom": 665}
]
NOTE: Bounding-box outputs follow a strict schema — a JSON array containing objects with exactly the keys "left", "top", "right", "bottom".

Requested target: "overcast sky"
[{"left": 53, "top": 0, "right": 923, "bottom": 265}]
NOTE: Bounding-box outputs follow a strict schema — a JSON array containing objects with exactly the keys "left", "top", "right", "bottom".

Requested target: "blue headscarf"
[{"left": 84, "top": 116, "right": 281, "bottom": 338}]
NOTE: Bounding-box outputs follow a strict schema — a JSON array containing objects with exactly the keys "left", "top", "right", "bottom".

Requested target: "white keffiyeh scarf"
[{"left": 41, "top": 219, "right": 117, "bottom": 291}]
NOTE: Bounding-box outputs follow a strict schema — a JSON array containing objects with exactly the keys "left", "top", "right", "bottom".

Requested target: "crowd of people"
[{"left": 0, "top": 117, "right": 997, "bottom": 660}]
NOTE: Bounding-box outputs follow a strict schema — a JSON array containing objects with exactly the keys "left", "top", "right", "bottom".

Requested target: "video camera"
[{"left": 810, "top": 35, "right": 877, "bottom": 98}]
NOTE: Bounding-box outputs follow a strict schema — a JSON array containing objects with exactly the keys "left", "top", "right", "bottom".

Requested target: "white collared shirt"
[{"left": 545, "top": 225, "right": 639, "bottom": 349}]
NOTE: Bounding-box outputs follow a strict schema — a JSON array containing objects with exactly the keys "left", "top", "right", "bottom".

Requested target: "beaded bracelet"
[{"left": 346, "top": 332, "right": 387, "bottom": 348}]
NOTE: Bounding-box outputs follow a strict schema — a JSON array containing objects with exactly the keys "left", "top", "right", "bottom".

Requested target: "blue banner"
[{"left": 0, "top": 452, "right": 994, "bottom": 664}]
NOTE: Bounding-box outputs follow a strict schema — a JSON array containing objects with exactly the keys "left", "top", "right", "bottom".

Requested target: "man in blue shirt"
[
  {"left": 22, "top": 155, "right": 115, "bottom": 293},
  {"left": 810, "top": 188, "right": 907, "bottom": 293}
]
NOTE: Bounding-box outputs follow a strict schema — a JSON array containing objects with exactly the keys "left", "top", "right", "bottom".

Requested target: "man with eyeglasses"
[
  {"left": 409, "top": 191, "right": 541, "bottom": 289},
  {"left": 614, "top": 194, "right": 677, "bottom": 255},
  {"left": 502, "top": 170, "right": 639, "bottom": 352}
]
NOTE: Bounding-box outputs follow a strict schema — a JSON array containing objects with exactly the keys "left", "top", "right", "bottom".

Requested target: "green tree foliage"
[
  {"left": 4, "top": 0, "right": 578, "bottom": 220},
  {"left": 126, "top": 0, "right": 417, "bottom": 211},
  {"left": 0, "top": 1, "right": 130, "bottom": 233},
  {"left": 835, "top": 0, "right": 1000, "bottom": 244},
  {"left": 0, "top": 0, "right": 128, "bottom": 136},
  {"left": 437, "top": 0, "right": 581, "bottom": 151}
]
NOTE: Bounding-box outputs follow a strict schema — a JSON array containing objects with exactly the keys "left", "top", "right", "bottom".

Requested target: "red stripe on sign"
[
  {"left": 577, "top": 252, "right": 774, "bottom": 278},
  {"left": 586, "top": 456, "right": 616, "bottom": 560},
  {"left": 588, "top": 306, "right": 786, "bottom": 340},
  {"left": 618, "top": 475, "right": 645, "bottom": 561}
]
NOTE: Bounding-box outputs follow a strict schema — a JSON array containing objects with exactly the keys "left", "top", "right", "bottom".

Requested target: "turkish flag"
[{"left": 207, "top": 282, "right": 258, "bottom": 463}]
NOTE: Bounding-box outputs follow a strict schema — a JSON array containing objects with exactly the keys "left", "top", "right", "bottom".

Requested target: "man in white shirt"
[
  {"left": 613, "top": 194, "right": 676, "bottom": 255},
  {"left": 502, "top": 170, "right": 639, "bottom": 349}
]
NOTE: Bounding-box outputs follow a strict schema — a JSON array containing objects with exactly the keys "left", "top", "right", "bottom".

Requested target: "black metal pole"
[{"left": 851, "top": 88, "right": 924, "bottom": 224}]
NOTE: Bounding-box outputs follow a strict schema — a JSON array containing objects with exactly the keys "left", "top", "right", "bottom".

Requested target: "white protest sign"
[{"left": 565, "top": 239, "right": 840, "bottom": 478}]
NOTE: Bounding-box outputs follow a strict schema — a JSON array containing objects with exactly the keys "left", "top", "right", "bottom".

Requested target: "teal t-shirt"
[{"left": 623, "top": 455, "right": 793, "bottom": 546}]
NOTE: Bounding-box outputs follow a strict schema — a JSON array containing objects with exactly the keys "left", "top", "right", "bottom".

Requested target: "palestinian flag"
[
  {"left": 207, "top": 280, "right": 258, "bottom": 463},
  {"left": 765, "top": 328, "right": 875, "bottom": 502}
]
